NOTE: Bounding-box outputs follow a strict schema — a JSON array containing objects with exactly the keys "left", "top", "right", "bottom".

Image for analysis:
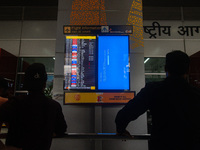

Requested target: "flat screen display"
[
  {"left": 64, "top": 36, "right": 96, "bottom": 90},
  {"left": 64, "top": 35, "right": 129, "bottom": 91},
  {"left": 98, "top": 35, "right": 129, "bottom": 90}
]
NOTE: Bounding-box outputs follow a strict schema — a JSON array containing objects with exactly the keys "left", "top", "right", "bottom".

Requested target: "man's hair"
[
  {"left": 165, "top": 50, "right": 190, "bottom": 76},
  {"left": 24, "top": 63, "right": 47, "bottom": 91}
]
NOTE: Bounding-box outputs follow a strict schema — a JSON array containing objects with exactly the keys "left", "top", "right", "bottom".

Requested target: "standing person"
[
  {"left": 0, "top": 77, "right": 9, "bottom": 149},
  {"left": 0, "top": 63, "right": 67, "bottom": 150},
  {"left": 115, "top": 50, "right": 200, "bottom": 150}
]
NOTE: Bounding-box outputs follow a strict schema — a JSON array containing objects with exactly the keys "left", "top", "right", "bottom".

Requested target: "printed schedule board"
[{"left": 63, "top": 25, "right": 134, "bottom": 104}]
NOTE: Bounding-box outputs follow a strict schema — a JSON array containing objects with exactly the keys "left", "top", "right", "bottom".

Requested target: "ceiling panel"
[
  {"left": 0, "top": 0, "right": 58, "bottom": 6},
  {"left": 0, "top": 0, "right": 200, "bottom": 7},
  {"left": 143, "top": 0, "right": 200, "bottom": 7},
  {"left": 0, "top": 0, "right": 200, "bottom": 21}
]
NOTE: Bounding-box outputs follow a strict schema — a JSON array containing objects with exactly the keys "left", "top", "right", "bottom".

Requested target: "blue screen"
[{"left": 98, "top": 35, "right": 129, "bottom": 90}]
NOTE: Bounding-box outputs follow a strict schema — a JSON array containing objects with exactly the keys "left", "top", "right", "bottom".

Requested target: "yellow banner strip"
[{"left": 66, "top": 36, "right": 96, "bottom": 39}]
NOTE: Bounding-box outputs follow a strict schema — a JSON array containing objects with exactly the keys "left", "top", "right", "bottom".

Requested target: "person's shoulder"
[
  {"left": 138, "top": 81, "right": 165, "bottom": 96},
  {"left": 144, "top": 81, "right": 168, "bottom": 95},
  {"left": 0, "top": 95, "right": 27, "bottom": 110},
  {"left": 45, "top": 97, "right": 62, "bottom": 107},
  {"left": 189, "top": 85, "right": 200, "bottom": 96},
  {"left": 10, "top": 95, "right": 27, "bottom": 100},
  {"left": 7, "top": 95, "right": 27, "bottom": 104},
  {"left": 145, "top": 80, "right": 165, "bottom": 89}
]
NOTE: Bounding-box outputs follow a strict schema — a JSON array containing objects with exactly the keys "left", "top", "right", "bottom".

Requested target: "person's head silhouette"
[
  {"left": 165, "top": 50, "right": 190, "bottom": 77},
  {"left": 24, "top": 63, "right": 47, "bottom": 91}
]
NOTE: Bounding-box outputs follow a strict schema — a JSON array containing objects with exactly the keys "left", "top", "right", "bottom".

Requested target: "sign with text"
[
  {"left": 63, "top": 25, "right": 133, "bottom": 35},
  {"left": 64, "top": 92, "right": 135, "bottom": 104},
  {"left": 143, "top": 20, "right": 200, "bottom": 39}
]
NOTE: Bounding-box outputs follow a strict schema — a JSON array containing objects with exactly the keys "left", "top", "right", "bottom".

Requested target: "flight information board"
[
  {"left": 64, "top": 36, "right": 96, "bottom": 90},
  {"left": 63, "top": 26, "right": 133, "bottom": 104}
]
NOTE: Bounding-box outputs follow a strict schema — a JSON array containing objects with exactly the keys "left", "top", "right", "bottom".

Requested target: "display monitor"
[
  {"left": 98, "top": 35, "right": 129, "bottom": 90},
  {"left": 64, "top": 35, "right": 130, "bottom": 91},
  {"left": 64, "top": 36, "right": 96, "bottom": 90}
]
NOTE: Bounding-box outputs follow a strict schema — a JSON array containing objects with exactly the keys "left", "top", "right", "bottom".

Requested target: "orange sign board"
[{"left": 64, "top": 92, "right": 135, "bottom": 104}]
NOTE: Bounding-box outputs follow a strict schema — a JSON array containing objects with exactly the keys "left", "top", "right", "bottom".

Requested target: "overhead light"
[{"left": 144, "top": 58, "right": 150, "bottom": 64}]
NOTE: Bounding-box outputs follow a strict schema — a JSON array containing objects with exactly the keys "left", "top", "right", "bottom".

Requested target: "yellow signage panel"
[
  {"left": 64, "top": 92, "right": 135, "bottom": 104},
  {"left": 66, "top": 36, "right": 96, "bottom": 39},
  {"left": 64, "top": 26, "right": 71, "bottom": 34}
]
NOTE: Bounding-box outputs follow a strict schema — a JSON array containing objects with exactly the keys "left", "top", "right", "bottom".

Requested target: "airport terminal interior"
[{"left": 0, "top": 0, "right": 200, "bottom": 150}]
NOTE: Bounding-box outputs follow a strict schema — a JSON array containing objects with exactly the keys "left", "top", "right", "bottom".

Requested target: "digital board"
[
  {"left": 98, "top": 35, "right": 129, "bottom": 90},
  {"left": 64, "top": 36, "right": 96, "bottom": 90}
]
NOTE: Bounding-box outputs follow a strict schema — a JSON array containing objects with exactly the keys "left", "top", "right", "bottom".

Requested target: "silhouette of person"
[
  {"left": 0, "top": 77, "right": 8, "bottom": 106},
  {"left": 0, "top": 63, "right": 67, "bottom": 150},
  {"left": 0, "top": 77, "right": 9, "bottom": 149},
  {"left": 115, "top": 50, "right": 200, "bottom": 150}
]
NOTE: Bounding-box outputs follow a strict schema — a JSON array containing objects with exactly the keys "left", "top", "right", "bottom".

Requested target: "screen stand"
[{"left": 95, "top": 105, "right": 102, "bottom": 150}]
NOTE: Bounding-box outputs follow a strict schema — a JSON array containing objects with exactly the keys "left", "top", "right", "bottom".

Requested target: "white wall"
[
  {"left": 1, "top": 20, "right": 199, "bottom": 58},
  {"left": 0, "top": 20, "right": 57, "bottom": 56},
  {"left": 143, "top": 20, "right": 200, "bottom": 57}
]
